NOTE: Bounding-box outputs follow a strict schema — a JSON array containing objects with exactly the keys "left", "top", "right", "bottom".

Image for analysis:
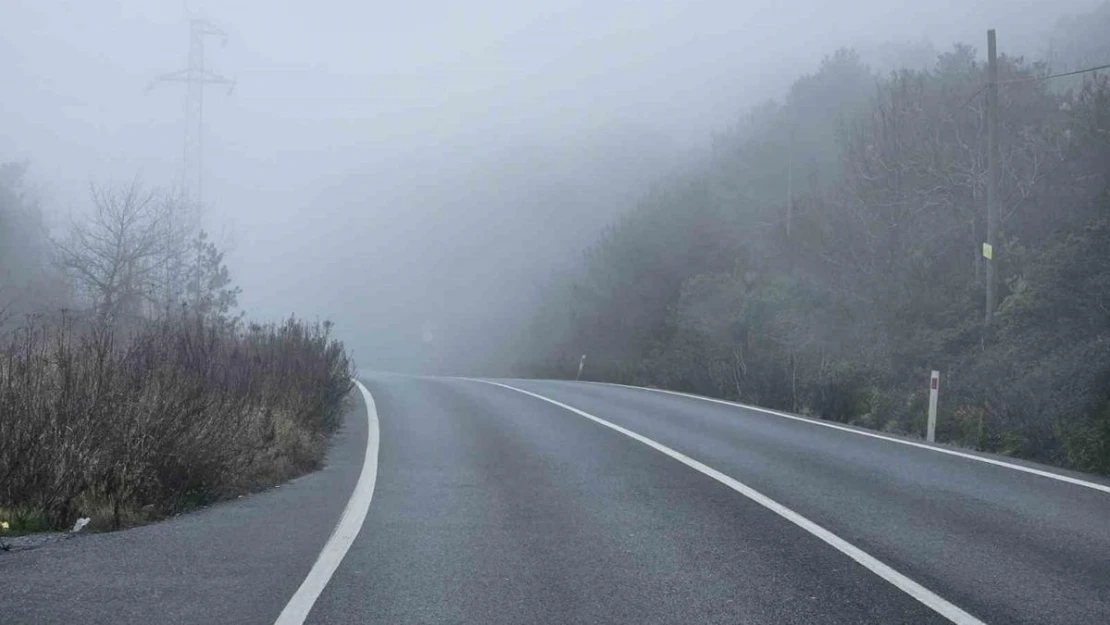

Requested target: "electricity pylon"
[{"left": 149, "top": 18, "right": 234, "bottom": 209}]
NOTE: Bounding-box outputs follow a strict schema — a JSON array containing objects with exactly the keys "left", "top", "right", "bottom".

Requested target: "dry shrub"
[{"left": 0, "top": 311, "right": 353, "bottom": 531}]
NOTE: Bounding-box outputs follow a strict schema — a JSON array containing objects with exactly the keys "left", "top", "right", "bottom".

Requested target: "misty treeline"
[
  {"left": 528, "top": 6, "right": 1110, "bottom": 474},
  {"left": 0, "top": 170, "right": 353, "bottom": 532},
  {"left": 1, "top": 170, "right": 236, "bottom": 327}
]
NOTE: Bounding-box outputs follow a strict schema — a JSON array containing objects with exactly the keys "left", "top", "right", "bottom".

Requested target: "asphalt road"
[{"left": 4, "top": 375, "right": 1109, "bottom": 624}]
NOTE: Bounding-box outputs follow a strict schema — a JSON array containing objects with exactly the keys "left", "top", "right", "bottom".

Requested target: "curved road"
[
  {"left": 313, "top": 375, "right": 1110, "bottom": 624},
  {"left": 4, "top": 374, "right": 1109, "bottom": 624}
]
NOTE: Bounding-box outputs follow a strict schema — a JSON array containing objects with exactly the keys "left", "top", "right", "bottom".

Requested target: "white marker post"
[
  {"left": 927, "top": 370, "right": 940, "bottom": 443},
  {"left": 576, "top": 354, "right": 586, "bottom": 380}
]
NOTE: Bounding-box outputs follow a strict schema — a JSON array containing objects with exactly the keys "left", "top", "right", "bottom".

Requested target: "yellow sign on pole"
[{"left": 982, "top": 242, "right": 993, "bottom": 260}]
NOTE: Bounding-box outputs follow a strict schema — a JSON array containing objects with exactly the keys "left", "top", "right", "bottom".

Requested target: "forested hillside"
[{"left": 528, "top": 5, "right": 1110, "bottom": 473}]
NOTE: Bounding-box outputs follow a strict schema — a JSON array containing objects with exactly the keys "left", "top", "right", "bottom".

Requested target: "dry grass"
[{"left": 0, "top": 312, "right": 353, "bottom": 532}]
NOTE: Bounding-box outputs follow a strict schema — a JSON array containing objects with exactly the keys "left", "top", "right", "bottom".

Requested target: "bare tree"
[{"left": 55, "top": 181, "right": 190, "bottom": 325}]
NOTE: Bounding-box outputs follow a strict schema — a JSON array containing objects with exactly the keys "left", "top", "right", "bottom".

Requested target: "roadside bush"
[
  {"left": 0, "top": 311, "right": 353, "bottom": 531},
  {"left": 812, "top": 361, "right": 874, "bottom": 424},
  {"left": 1061, "top": 397, "right": 1110, "bottom": 475}
]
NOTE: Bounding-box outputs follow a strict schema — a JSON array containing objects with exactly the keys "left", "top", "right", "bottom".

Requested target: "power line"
[
  {"left": 960, "top": 60, "right": 1110, "bottom": 108},
  {"left": 999, "top": 61, "right": 1110, "bottom": 85},
  {"left": 961, "top": 84, "right": 989, "bottom": 108}
]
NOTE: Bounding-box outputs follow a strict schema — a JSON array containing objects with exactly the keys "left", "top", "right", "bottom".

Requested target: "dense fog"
[{"left": 2, "top": 0, "right": 1102, "bottom": 373}]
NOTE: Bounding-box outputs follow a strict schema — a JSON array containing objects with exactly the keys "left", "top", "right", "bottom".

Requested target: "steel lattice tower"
[{"left": 150, "top": 18, "right": 234, "bottom": 208}]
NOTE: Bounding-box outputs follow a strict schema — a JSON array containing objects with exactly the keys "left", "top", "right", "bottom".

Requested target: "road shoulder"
[{"left": 0, "top": 386, "right": 370, "bottom": 625}]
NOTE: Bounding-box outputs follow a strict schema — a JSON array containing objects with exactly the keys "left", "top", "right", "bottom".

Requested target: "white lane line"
[
  {"left": 592, "top": 381, "right": 1110, "bottom": 495},
  {"left": 274, "top": 379, "right": 381, "bottom": 625},
  {"left": 479, "top": 380, "right": 986, "bottom": 625}
]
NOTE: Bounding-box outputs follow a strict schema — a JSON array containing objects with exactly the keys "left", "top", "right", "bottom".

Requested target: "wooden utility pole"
[
  {"left": 786, "top": 119, "right": 794, "bottom": 239},
  {"left": 985, "top": 29, "right": 1000, "bottom": 325}
]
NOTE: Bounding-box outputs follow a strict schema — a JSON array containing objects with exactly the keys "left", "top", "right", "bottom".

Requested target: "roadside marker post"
[{"left": 927, "top": 371, "right": 940, "bottom": 443}]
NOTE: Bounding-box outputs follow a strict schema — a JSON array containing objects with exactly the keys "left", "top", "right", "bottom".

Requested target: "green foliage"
[
  {"left": 1062, "top": 397, "right": 1110, "bottom": 475},
  {"left": 813, "top": 361, "right": 875, "bottom": 424},
  {"left": 185, "top": 230, "right": 242, "bottom": 320}
]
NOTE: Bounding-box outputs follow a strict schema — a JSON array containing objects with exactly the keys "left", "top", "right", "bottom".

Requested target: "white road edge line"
[
  {"left": 274, "top": 379, "right": 381, "bottom": 625},
  {"left": 478, "top": 380, "right": 986, "bottom": 625},
  {"left": 593, "top": 381, "right": 1110, "bottom": 495}
]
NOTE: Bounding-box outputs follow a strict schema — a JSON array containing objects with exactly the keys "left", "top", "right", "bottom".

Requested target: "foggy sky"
[{"left": 3, "top": 0, "right": 1100, "bottom": 371}]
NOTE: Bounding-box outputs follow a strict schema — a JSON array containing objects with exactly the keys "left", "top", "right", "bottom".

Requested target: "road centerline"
[{"left": 476, "top": 379, "right": 986, "bottom": 625}]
